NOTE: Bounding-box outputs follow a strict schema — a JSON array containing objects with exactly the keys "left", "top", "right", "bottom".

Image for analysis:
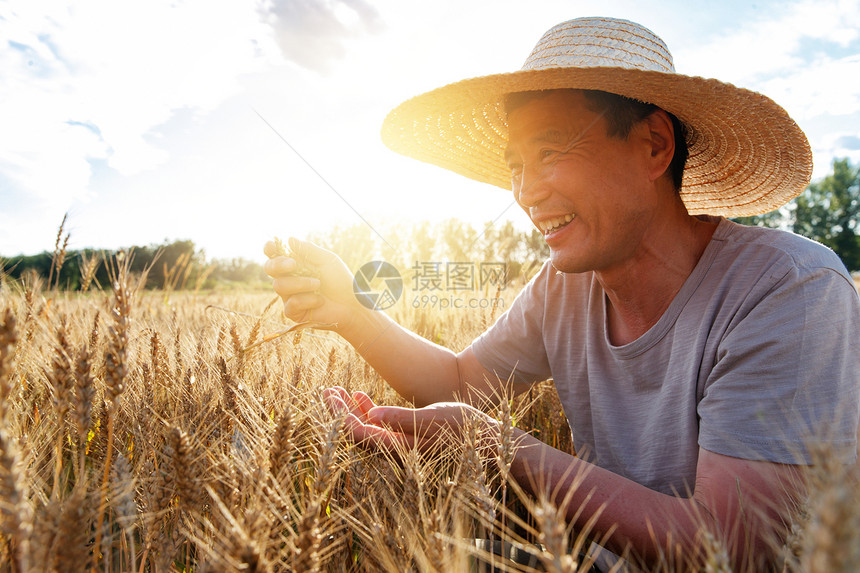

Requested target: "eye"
[{"left": 540, "top": 149, "right": 559, "bottom": 161}]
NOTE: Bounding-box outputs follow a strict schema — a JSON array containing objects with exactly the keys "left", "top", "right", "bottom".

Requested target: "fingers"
[
  {"left": 351, "top": 391, "right": 376, "bottom": 421},
  {"left": 323, "top": 386, "right": 350, "bottom": 415},
  {"left": 274, "top": 294, "right": 320, "bottom": 323},
  {"left": 272, "top": 275, "right": 321, "bottom": 297},
  {"left": 324, "top": 387, "right": 373, "bottom": 423},
  {"left": 288, "top": 237, "right": 336, "bottom": 267},
  {"left": 367, "top": 406, "right": 428, "bottom": 435},
  {"left": 264, "top": 256, "right": 297, "bottom": 278},
  {"left": 364, "top": 406, "right": 449, "bottom": 456},
  {"left": 323, "top": 388, "right": 367, "bottom": 435},
  {"left": 271, "top": 275, "right": 322, "bottom": 321},
  {"left": 263, "top": 240, "right": 281, "bottom": 259},
  {"left": 263, "top": 237, "right": 331, "bottom": 277},
  {"left": 323, "top": 387, "right": 358, "bottom": 426},
  {"left": 323, "top": 387, "right": 412, "bottom": 451},
  {"left": 324, "top": 387, "right": 369, "bottom": 421},
  {"left": 321, "top": 390, "right": 483, "bottom": 461},
  {"left": 349, "top": 420, "right": 407, "bottom": 450}
]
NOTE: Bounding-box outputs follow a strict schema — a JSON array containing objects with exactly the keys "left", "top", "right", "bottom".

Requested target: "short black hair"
[{"left": 504, "top": 89, "right": 689, "bottom": 190}]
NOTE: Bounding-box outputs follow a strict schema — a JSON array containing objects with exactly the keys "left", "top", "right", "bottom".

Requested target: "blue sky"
[{"left": 1, "top": 0, "right": 859, "bottom": 260}]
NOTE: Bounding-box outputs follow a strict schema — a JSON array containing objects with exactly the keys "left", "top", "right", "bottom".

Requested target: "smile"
[{"left": 537, "top": 213, "right": 575, "bottom": 233}]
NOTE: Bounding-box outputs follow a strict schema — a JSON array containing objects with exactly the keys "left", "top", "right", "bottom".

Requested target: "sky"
[{"left": 1, "top": 0, "right": 859, "bottom": 260}]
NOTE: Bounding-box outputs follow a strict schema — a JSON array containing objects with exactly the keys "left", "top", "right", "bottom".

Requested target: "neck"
[{"left": 597, "top": 211, "right": 718, "bottom": 346}]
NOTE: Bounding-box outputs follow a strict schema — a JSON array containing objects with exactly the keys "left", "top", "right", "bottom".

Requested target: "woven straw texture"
[{"left": 381, "top": 18, "right": 812, "bottom": 217}]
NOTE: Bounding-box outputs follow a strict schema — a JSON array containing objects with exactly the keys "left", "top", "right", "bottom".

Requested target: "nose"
[{"left": 514, "top": 162, "right": 550, "bottom": 208}]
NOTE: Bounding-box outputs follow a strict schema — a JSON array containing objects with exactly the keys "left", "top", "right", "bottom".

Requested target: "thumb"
[
  {"left": 367, "top": 406, "right": 419, "bottom": 432},
  {"left": 288, "top": 237, "right": 336, "bottom": 267}
]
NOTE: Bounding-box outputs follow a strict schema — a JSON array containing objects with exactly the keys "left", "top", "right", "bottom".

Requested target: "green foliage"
[
  {"left": 732, "top": 158, "right": 860, "bottom": 271},
  {"left": 793, "top": 158, "right": 860, "bottom": 270},
  {"left": 0, "top": 239, "right": 230, "bottom": 291},
  {"left": 207, "top": 257, "right": 268, "bottom": 286},
  {"left": 732, "top": 210, "right": 786, "bottom": 229},
  {"left": 1, "top": 218, "right": 550, "bottom": 291}
]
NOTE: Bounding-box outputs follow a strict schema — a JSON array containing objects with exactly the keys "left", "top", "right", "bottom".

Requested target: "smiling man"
[{"left": 266, "top": 17, "right": 860, "bottom": 571}]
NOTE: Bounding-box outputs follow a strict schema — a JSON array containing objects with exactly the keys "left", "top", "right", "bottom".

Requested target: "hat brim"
[{"left": 381, "top": 67, "right": 812, "bottom": 217}]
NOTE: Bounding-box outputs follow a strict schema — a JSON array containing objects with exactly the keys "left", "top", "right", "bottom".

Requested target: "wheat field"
[{"left": 0, "top": 259, "right": 858, "bottom": 573}]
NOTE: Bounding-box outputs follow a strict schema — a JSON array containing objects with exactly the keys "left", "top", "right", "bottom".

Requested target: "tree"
[
  {"left": 731, "top": 209, "right": 785, "bottom": 229},
  {"left": 793, "top": 158, "right": 860, "bottom": 270}
]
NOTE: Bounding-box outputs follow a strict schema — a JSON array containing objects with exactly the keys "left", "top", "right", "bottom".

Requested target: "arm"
[
  {"left": 329, "top": 390, "right": 803, "bottom": 570},
  {"left": 264, "top": 238, "right": 502, "bottom": 406},
  {"left": 335, "top": 307, "right": 504, "bottom": 406},
  {"left": 509, "top": 433, "right": 802, "bottom": 569}
]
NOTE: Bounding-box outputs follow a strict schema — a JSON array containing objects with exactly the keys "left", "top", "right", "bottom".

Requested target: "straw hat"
[{"left": 381, "top": 17, "right": 812, "bottom": 217}]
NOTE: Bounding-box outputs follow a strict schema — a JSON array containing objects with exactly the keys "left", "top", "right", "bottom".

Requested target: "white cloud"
[
  {"left": 760, "top": 54, "right": 860, "bottom": 121},
  {"left": 811, "top": 129, "right": 860, "bottom": 178},
  {"left": 261, "top": 0, "right": 384, "bottom": 73},
  {"left": 675, "top": 0, "right": 860, "bottom": 85},
  {"left": 672, "top": 0, "right": 860, "bottom": 180},
  {"left": 2, "top": 0, "right": 860, "bottom": 259},
  {"left": 0, "top": 121, "right": 106, "bottom": 202},
  {"left": 0, "top": 0, "right": 279, "bottom": 205}
]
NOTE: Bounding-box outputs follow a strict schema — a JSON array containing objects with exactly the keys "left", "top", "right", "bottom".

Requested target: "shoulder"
[{"left": 710, "top": 217, "right": 855, "bottom": 289}]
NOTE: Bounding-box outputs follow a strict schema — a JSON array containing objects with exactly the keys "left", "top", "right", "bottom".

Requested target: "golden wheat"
[{"left": 0, "top": 267, "right": 856, "bottom": 572}]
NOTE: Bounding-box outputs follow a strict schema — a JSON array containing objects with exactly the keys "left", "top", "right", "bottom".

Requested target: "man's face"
[{"left": 505, "top": 90, "right": 656, "bottom": 274}]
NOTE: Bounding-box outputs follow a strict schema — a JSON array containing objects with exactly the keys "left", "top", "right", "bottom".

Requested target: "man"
[{"left": 265, "top": 17, "right": 860, "bottom": 570}]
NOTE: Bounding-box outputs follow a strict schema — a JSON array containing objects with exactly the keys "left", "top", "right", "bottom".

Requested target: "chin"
[
  {"left": 549, "top": 240, "right": 606, "bottom": 274},
  {"left": 549, "top": 253, "right": 584, "bottom": 275}
]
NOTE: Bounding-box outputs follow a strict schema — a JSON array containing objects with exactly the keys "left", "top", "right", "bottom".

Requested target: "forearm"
[
  {"left": 508, "top": 431, "right": 781, "bottom": 569},
  {"left": 338, "top": 308, "right": 462, "bottom": 406}
]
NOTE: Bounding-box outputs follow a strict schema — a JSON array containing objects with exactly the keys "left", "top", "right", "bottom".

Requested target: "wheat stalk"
[
  {"left": 73, "top": 338, "right": 95, "bottom": 480},
  {"left": 0, "top": 307, "right": 18, "bottom": 423},
  {"left": 0, "top": 274, "right": 853, "bottom": 572},
  {"left": 78, "top": 251, "right": 101, "bottom": 293},
  {"left": 111, "top": 452, "right": 138, "bottom": 571},
  {"left": 93, "top": 253, "right": 134, "bottom": 571},
  {"left": 292, "top": 415, "right": 343, "bottom": 573},
  {"left": 48, "top": 317, "right": 75, "bottom": 499},
  {"left": 48, "top": 212, "right": 69, "bottom": 290},
  {"left": 0, "top": 425, "right": 32, "bottom": 572}
]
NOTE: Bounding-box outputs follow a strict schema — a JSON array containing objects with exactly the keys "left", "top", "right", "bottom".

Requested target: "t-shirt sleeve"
[
  {"left": 698, "top": 263, "right": 860, "bottom": 465},
  {"left": 470, "top": 262, "right": 554, "bottom": 388}
]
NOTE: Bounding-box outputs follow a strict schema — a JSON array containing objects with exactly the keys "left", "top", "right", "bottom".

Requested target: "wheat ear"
[
  {"left": 73, "top": 339, "right": 95, "bottom": 480},
  {"left": 93, "top": 255, "right": 132, "bottom": 571},
  {"left": 0, "top": 307, "right": 18, "bottom": 422},
  {"left": 293, "top": 416, "right": 342, "bottom": 573},
  {"left": 111, "top": 452, "right": 138, "bottom": 572},
  {"left": 48, "top": 317, "right": 75, "bottom": 499},
  {"left": 0, "top": 425, "right": 32, "bottom": 572}
]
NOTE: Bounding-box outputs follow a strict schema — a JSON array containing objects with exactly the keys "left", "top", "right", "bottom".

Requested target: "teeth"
[{"left": 538, "top": 214, "right": 575, "bottom": 232}]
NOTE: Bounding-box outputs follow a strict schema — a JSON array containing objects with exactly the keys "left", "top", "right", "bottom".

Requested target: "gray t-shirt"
[{"left": 472, "top": 217, "right": 860, "bottom": 495}]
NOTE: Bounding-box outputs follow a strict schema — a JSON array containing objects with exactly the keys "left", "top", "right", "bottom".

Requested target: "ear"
[{"left": 641, "top": 109, "right": 675, "bottom": 184}]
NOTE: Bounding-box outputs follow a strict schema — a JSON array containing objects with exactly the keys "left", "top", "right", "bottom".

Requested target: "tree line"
[
  {"left": 2, "top": 158, "right": 858, "bottom": 291},
  {"left": 734, "top": 158, "right": 860, "bottom": 271},
  {"left": 0, "top": 237, "right": 271, "bottom": 292},
  {"left": 0, "top": 219, "right": 551, "bottom": 292}
]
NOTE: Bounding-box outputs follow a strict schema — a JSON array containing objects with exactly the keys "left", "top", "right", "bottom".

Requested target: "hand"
[
  {"left": 324, "top": 386, "right": 498, "bottom": 455},
  {"left": 263, "top": 238, "right": 364, "bottom": 332}
]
